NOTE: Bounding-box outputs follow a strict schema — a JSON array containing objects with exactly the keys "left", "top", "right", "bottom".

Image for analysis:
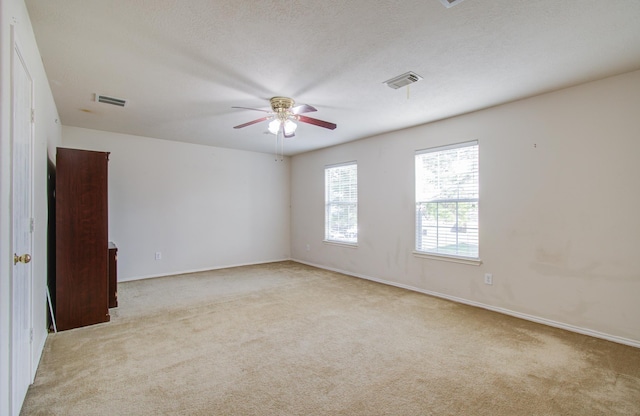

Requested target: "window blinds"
[
  {"left": 325, "top": 162, "right": 358, "bottom": 243},
  {"left": 415, "top": 141, "right": 478, "bottom": 258}
]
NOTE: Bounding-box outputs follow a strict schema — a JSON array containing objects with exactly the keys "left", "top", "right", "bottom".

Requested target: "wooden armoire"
[{"left": 55, "top": 147, "right": 110, "bottom": 331}]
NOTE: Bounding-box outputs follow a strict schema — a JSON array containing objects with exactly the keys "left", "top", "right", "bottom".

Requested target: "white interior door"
[{"left": 11, "top": 28, "right": 34, "bottom": 416}]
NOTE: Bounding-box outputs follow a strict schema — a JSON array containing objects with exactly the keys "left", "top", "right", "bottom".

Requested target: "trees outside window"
[{"left": 415, "top": 142, "right": 478, "bottom": 258}]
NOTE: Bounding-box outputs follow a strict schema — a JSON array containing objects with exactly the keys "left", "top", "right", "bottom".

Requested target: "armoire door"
[{"left": 55, "top": 148, "right": 110, "bottom": 331}]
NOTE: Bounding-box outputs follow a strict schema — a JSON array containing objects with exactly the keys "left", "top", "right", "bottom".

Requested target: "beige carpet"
[{"left": 21, "top": 261, "right": 640, "bottom": 415}]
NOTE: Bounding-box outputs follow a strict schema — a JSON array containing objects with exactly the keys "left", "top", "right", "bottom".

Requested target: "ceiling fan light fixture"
[
  {"left": 284, "top": 120, "right": 297, "bottom": 135},
  {"left": 268, "top": 119, "right": 281, "bottom": 135}
]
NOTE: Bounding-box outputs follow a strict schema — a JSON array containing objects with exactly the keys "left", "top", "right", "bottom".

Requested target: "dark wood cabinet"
[{"left": 55, "top": 148, "right": 110, "bottom": 331}]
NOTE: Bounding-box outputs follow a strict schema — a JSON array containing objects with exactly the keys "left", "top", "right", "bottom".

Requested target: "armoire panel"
[{"left": 55, "top": 147, "right": 110, "bottom": 331}]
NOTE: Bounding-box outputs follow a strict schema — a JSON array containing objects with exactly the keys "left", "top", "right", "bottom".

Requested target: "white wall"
[
  {"left": 0, "top": 0, "right": 61, "bottom": 414},
  {"left": 62, "top": 127, "right": 291, "bottom": 281},
  {"left": 291, "top": 70, "right": 640, "bottom": 346}
]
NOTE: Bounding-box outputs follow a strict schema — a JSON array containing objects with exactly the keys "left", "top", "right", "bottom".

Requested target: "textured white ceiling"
[{"left": 25, "top": 0, "right": 640, "bottom": 155}]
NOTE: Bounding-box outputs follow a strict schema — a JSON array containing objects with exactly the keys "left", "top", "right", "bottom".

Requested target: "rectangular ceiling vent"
[
  {"left": 383, "top": 72, "right": 423, "bottom": 89},
  {"left": 439, "top": 0, "right": 466, "bottom": 8},
  {"left": 95, "top": 94, "right": 127, "bottom": 107}
]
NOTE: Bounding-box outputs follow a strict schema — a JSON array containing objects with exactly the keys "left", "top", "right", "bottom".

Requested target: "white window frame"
[
  {"left": 324, "top": 161, "right": 358, "bottom": 245},
  {"left": 414, "top": 141, "right": 481, "bottom": 265}
]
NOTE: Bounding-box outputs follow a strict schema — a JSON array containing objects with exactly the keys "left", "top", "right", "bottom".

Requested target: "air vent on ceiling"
[
  {"left": 383, "top": 71, "right": 423, "bottom": 89},
  {"left": 439, "top": 0, "right": 466, "bottom": 8},
  {"left": 95, "top": 94, "right": 127, "bottom": 107}
]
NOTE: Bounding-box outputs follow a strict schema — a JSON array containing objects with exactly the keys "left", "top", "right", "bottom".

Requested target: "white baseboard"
[
  {"left": 119, "top": 258, "right": 292, "bottom": 282},
  {"left": 293, "top": 259, "right": 640, "bottom": 349}
]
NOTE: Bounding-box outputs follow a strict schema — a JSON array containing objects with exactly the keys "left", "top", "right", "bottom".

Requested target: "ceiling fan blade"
[
  {"left": 291, "top": 104, "right": 317, "bottom": 115},
  {"left": 233, "top": 116, "right": 270, "bottom": 129},
  {"left": 232, "top": 106, "right": 271, "bottom": 113},
  {"left": 297, "top": 115, "right": 337, "bottom": 130}
]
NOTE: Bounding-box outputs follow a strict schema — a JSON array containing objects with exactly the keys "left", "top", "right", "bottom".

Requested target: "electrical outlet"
[
  {"left": 484, "top": 273, "right": 493, "bottom": 285},
  {"left": 155, "top": 252, "right": 162, "bottom": 260},
  {"left": 306, "top": 244, "right": 310, "bottom": 251}
]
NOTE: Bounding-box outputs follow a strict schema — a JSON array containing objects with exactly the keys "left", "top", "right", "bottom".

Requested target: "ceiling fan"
[{"left": 233, "top": 97, "right": 337, "bottom": 138}]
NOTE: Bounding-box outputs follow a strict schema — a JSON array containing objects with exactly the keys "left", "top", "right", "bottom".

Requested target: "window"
[
  {"left": 415, "top": 141, "right": 478, "bottom": 258},
  {"left": 325, "top": 162, "right": 358, "bottom": 244}
]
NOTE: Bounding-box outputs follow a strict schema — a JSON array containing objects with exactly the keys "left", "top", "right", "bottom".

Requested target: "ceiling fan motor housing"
[{"left": 270, "top": 97, "right": 295, "bottom": 119}]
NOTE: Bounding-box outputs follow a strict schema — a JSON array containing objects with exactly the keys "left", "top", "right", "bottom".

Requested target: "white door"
[{"left": 11, "top": 28, "right": 34, "bottom": 415}]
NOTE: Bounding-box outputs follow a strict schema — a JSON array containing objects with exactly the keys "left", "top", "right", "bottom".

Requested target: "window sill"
[
  {"left": 323, "top": 240, "right": 358, "bottom": 249},
  {"left": 412, "top": 251, "right": 482, "bottom": 266}
]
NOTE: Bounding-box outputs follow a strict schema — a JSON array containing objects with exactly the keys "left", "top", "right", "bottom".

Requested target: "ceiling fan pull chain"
[{"left": 275, "top": 130, "right": 285, "bottom": 162}]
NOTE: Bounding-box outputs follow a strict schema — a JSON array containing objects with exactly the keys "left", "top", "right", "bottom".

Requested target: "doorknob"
[{"left": 14, "top": 253, "right": 31, "bottom": 265}]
